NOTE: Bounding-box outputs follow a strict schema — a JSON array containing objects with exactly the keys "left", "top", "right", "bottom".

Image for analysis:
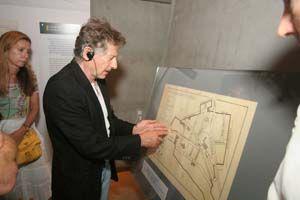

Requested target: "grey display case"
[{"left": 133, "top": 67, "right": 300, "bottom": 200}]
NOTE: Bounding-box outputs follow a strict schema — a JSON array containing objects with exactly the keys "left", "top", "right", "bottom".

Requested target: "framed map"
[{"left": 149, "top": 84, "right": 257, "bottom": 200}]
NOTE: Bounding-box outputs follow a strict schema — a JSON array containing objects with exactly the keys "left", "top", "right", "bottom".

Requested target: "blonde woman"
[{"left": 0, "top": 31, "right": 51, "bottom": 200}]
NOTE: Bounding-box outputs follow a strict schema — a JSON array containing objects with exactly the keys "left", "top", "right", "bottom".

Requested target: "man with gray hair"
[
  {"left": 268, "top": 0, "right": 300, "bottom": 199},
  {"left": 43, "top": 18, "right": 168, "bottom": 200}
]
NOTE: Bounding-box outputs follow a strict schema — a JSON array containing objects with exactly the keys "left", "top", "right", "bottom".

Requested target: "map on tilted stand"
[{"left": 149, "top": 84, "right": 257, "bottom": 200}]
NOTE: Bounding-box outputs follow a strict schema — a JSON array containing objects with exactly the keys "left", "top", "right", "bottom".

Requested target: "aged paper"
[{"left": 149, "top": 84, "right": 257, "bottom": 200}]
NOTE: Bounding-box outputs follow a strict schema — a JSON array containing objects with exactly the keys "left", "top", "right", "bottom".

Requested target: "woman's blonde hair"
[{"left": 0, "top": 31, "right": 36, "bottom": 96}]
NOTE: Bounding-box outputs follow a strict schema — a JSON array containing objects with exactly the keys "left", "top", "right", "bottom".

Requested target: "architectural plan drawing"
[{"left": 149, "top": 84, "right": 257, "bottom": 200}]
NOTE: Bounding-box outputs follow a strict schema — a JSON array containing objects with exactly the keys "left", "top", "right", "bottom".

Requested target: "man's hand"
[
  {"left": 133, "top": 120, "right": 168, "bottom": 135},
  {"left": 139, "top": 129, "right": 168, "bottom": 148}
]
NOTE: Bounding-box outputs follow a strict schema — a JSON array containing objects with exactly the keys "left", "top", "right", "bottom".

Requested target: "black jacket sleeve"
[{"left": 43, "top": 80, "right": 141, "bottom": 161}]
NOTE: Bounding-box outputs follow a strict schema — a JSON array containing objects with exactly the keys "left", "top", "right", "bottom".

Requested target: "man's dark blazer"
[{"left": 43, "top": 59, "right": 141, "bottom": 200}]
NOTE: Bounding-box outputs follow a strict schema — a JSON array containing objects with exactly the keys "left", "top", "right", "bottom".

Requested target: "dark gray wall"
[
  {"left": 90, "top": 0, "right": 300, "bottom": 120},
  {"left": 164, "top": 0, "right": 299, "bottom": 71},
  {"left": 91, "top": 0, "right": 171, "bottom": 122},
  {"left": 91, "top": 0, "right": 300, "bottom": 199}
]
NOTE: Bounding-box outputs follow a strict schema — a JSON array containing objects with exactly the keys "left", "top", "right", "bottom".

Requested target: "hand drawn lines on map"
[
  {"left": 156, "top": 99, "right": 231, "bottom": 200},
  {"left": 151, "top": 84, "right": 257, "bottom": 200}
]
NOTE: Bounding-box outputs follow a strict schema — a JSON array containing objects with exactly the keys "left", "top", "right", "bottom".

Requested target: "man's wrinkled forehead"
[
  {"left": 286, "top": 0, "right": 300, "bottom": 4},
  {"left": 288, "top": 0, "right": 300, "bottom": 10}
]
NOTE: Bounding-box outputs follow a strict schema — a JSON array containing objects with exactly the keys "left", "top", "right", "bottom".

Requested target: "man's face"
[
  {"left": 93, "top": 43, "right": 119, "bottom": 79},
  {"left": 278, "top": 0, "right": 300, "bottom": 41}
]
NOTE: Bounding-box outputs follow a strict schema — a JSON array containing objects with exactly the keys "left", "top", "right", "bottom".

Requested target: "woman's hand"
[{"left": 9, "top": 127, "right": 27, "bottom": 145}]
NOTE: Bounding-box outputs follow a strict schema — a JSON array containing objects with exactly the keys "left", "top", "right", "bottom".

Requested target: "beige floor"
[{"left": 109, "top": 171, "right": 146, "bottom": 200}]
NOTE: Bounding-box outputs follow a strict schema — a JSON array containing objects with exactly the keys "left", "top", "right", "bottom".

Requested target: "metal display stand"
[{"left": 133, "top": 67, "right": 300, "bottom": 200}]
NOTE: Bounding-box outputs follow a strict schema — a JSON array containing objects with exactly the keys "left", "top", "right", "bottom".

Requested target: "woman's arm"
[{"left": 9, "top": 92, "right": 39, "bottom": 144}]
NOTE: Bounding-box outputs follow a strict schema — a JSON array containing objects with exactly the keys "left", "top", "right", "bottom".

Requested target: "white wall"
[{"left": 0, "top": 2, "right": 90, "bottom": 154}]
